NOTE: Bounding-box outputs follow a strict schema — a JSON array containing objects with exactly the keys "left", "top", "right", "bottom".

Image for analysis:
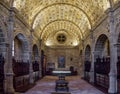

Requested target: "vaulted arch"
[{"left": 95, "top": 34, "right": 110, "bottom": 59}]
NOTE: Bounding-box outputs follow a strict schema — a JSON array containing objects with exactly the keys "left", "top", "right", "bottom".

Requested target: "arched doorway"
[
  {"left": 85, "top": 45, "right": 91, "bottom": 61},
  {"left": 32, "top": 44, "right": 39, "bottom": 61},
  {"left": 84, "top": 45, "right": 91, "bottom": 81},
  {"left": 95, "top": 34, "right": 110, "bottom": 59},
  {"left": 13, "top": 33, "right": 30, "bottom": 91},
  {"left": 94, "top": 34, "right": 110, "bottom": 89},
  {"left": 0, "top": 27, "right": 5, "bottom": 93},
  {"left": 32, "top": 44, "right": 39, "bottom": 81},
  {"left": 14, "top": 33, "right": 29, "bottom": 61}
]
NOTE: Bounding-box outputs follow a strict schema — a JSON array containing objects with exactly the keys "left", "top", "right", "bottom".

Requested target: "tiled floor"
[{"left": 22, "top": 76, "right": 104, "bottom": 94}]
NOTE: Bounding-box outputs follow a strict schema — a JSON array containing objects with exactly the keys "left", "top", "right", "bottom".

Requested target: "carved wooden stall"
[
  {"left": 84, "top": 61, "right": 91, "bottom": 82},
  {"left": 0, "top": 54, "right": 4, "bottom": 93},
  {"left": 94, "top": 57, "right": 110, "bottom": 89},
  {"left": 41, "top": 50, "right": 46, "bottom": 76},
  {"left": 12, "top": 59, "right": 30, "bottom": 92},
  {"left": 117, "top": 57, "right": 120, "bottom": 93},
  {"left": 94, "top": 56, "right": 120, "bottom": 93},
  {"left": 12, "top": 58, "right": 40, "bottom": 92},
  {"left": 32, "top": 61, "right": 39, "bottom": 81}
]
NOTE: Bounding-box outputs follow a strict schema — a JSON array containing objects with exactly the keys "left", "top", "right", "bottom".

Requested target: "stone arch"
[
  {"left": 14, "top": 33, "right": 29, "bottom": 61},
  {"left": 85, "top": 45, "right": 91, "bottom": 62},
  {"left": 32, "top": 44, "right": 39, "bottom": 61},
  {"left": 95, "top": 34, "right": 110, "bottom": 60}
]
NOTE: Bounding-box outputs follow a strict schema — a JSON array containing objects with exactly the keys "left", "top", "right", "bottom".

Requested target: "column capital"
[
  {"left": 9, "top": 0, "right": 14, "bottom": 7},
  {"left": 105, "top": 7, "right": 114, "bottom": 14},
  {"left": 9, "top": 7, "right": 14, "bottom": 11},
  {"left": 106, "top": 8, "right": 115, "bottom": 24},
  {"left": 81, "top": 39, "right": 84, "bottom": 49},
  {"left": 89, "top": 29, "right": 93, "bottom": 32},
  {"left": 8, "top": 7, "right": 14, "bottom": 22},
  {"left": 90, "top": 33, "right": 93, "bottom": 40},
  {"left": 39, "top": 39, "right": 42, "bottom": 43}
]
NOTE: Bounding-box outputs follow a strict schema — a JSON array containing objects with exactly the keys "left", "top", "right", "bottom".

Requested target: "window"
[{"left": 57, "top": 34, "right": 66, "bottom": 43}]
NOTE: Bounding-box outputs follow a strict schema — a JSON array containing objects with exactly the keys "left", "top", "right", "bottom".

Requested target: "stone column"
[
  {"left": 38, "top": 39, "right": 42, "bottom": 78},
  {"left": 4, "top": 7, "right": 15, "bottom": 94},
  {"left": 39, "top": 55, "right": 42, "bottom": 78},
  {"left": 81, "top": 40, "right": 85, "bottom": 78},
  {"left": 29, "top": 29, "right": 34, "bottom": 84},
  {"left": 90, "top": 30, "right": 95, "bottom": 83},
  {"left": 78, "top": 52, "right": 82, "bottom": 75},
  {"left": 107, "top": 8, "right": 117, "bottom": 94}
]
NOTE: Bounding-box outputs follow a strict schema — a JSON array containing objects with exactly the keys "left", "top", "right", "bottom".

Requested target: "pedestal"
[
  {"left": 108, "top": 73, "right": 117, "bottom": 94},
  {"left": 4, "top": 73, "right": 15, "bottom": 94}
]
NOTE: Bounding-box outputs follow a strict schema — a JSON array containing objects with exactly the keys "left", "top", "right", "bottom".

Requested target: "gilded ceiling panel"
[
  {"left": 113, "top": 0, "right": 120, "bottom": 4},
  {"left": 10, "top": 0, "right": 112, "bottom": 46},
  {"left": 13, "top": 0, "right": 110, "bottom": 25}
]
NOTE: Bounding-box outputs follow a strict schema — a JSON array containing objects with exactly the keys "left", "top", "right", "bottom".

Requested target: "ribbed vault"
[{"left": 5, "top": 0, "right": 118, "bottom": 47}]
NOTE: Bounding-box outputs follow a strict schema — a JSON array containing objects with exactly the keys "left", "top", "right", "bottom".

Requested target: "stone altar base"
[{"left": 51, "top": 92, "right": 71, "bottom": 94}]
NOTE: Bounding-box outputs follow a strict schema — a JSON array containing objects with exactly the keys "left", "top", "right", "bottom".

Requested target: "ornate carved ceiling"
[
  {"left": 113, "top": 0, "right": 120, "bottom": 4},
  {"left": 5, "top": 0, "right": 119, "bottom": 47}
]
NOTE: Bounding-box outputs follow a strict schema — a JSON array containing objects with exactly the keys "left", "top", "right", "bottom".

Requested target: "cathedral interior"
[{"left": 0, "top": 0, "right": 120, "bottom": 94}]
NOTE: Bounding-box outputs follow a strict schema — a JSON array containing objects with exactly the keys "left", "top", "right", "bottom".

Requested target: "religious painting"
[{"left": 58, "top": 56, "right": 65, "bottom": 68}]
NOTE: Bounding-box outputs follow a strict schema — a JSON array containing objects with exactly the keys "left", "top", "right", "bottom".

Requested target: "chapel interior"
[{"left": 0, "top": 0, "right": 120, "bottom": 94}]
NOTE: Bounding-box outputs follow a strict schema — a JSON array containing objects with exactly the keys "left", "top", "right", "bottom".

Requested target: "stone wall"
[{"left": 45, "top": 46, "right": 80, "bottom": 73}]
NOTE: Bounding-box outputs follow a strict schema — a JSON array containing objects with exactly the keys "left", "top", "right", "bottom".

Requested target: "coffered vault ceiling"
[{"left": 5, "top": 0, "right": 120, "bottom": 47}]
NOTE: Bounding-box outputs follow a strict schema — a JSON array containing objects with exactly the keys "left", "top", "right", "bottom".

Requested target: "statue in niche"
[{"left": 58, "top": 56, "right": 65, "bottom": 68}]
